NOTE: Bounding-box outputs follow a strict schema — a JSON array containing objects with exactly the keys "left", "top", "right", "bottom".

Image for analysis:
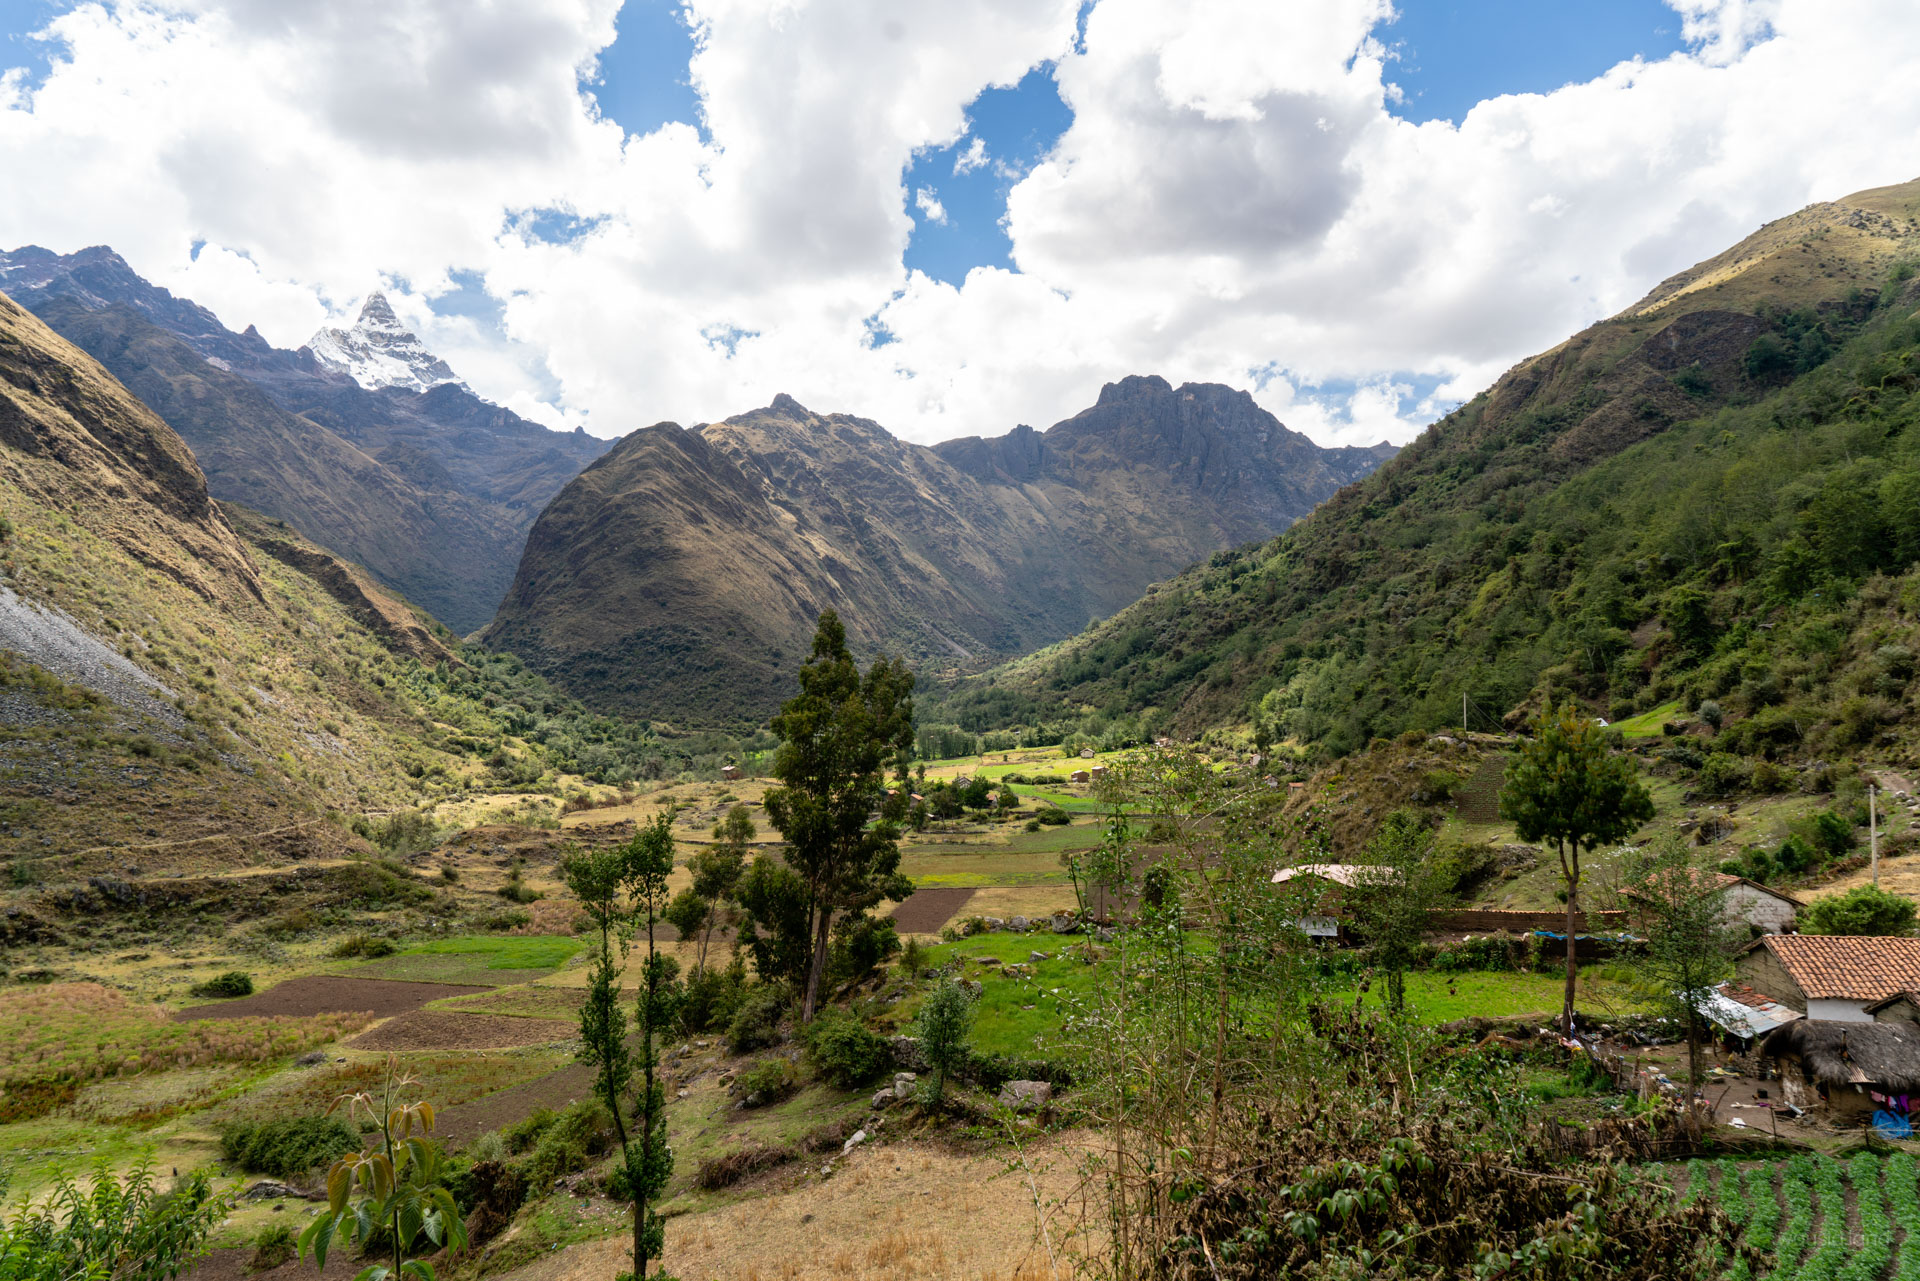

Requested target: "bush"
[
  {"left": 804, "top": 1011, "right": 891, "bottom": 1088},
  {"left": 735, "top": 1058, "right": 798, "bottom": 1108},
  {"left": 899, "top": 936, "right": 931, "bottom": 979},
  {"left": 1697, "top": 700, "right": 1723, "bottom": 730},
  {"left": 249, "top": 1223, "right": 295, "bottom": 1272},
  {"left": 1034, "top": 807, "right": 1072, "bottom": 827},
  {"left": 828, "top": 915, "right": 900, "bottom": 983},
  {"left": 478, "top": 909, "right": 531, "bottom": 932},
  {"left": 456, "top": 1159, "right": 525, "bottom": 1246},
  {"left": 681, "top": 961, "right": 748, "bottom": 1035},
  {"left": 191, "top": 971, "right": 253, "bottom": 999},
  {"left": 329, "top": 934, "right": 397, "bottom": 959},
  {"left": 1802, "top": 884, "right": 1917, "bottom": 936},
  {"left": 726, "top": 986, "right": 788, "bottom": 1054},
  {"left": 219, "top": 1116, "right": 358, "bottom": 1177},
  {"left": 696, "top": 1144, "right": 794, "bottom": 1190},
  {"left": 521, "top": 1099, "right": 613, "bottom": 1189},
  {"left": 1696, "top": 752, "right": 1749, "bottom": 798},
  {"left": 500, "top": 1108, "right": 558, "bottom": 1155}
]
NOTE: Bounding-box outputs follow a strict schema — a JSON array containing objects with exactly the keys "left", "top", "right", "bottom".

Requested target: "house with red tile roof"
[{"left": 1736, "top": 935, "right": 1920, "bottom": 1022}]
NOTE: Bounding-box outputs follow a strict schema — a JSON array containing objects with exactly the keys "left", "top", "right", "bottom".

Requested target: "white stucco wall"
[
  {"left": 1808, "top": 998, "right": 1874, "bottom": 1022},
  {"left": 1723, "top": 883, "right": 1797, "bottom": 933}
]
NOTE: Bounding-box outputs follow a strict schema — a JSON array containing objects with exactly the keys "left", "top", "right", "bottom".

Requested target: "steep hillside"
[
  {"left": 482, "top": 380, "right": 1394, "bottom": 726},
  {"left": 936, "top": 177, "right": 1920, "bottom": 770},
  {"left": 0, "top": 290, "right": 666, "bottom": 891},
  {"left": 0, "top": 247, "right": 609, "bottom": 631}
]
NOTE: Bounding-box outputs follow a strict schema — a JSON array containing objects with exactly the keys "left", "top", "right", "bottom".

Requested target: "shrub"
[
  {"left": 520, "top": 1099, "right": 613, "bottom": 1189},
  {"left": 1697, "top": 700, "right": 1723, "bottom": 730},
  {"left": 249, "top": 1223, "right": 295, "bottom": 1272},
  {"left": 500, "top": 1108, "right": 558, "bottom": 1155},
  {"left": 735, "top": 1058, "right": 797, "bottom": 1108},
  {"left": 496, "top": 881, "right": 542, "bottom": 905},
  {"left": 828, "top": 915, "right": 900, "bottom": 983},
  {"left": 1034, "top": 807, "right": 1071, "bottom": 826},
  {"left": 1802, "top": 884, "right": 1917, "bottom": 936},
  {"left": 219, "top": 1116, "right": 358, "bottom": 1177},
  {"left": 456, "top": 1159, "right": 525, "bottom": 1246},
  {"left": 466, "top": 1131, "right": 507, "bottom": 1164},
  {"left": 804, "top": 1011, "right": 891, "bottom": 1088},
  {"left": 256, "top": 909, "right": 317, "bottom": 941},
  {"left": 1024, "top": 818, "right": 1042, "bottom": 832},
  {"left": 478, "top": 909, "right": 531, "bottom": 932},
  {"left": 726, "top": 986, "right": 787, "bottom": 1054},
  {"left": 899, "top": 936, "right": 931, "bottom": 979},
  {"left": 191, "top": 971, "right": 253, "bottom": 999},
  {"left": 681, "top": 961, "right": 748, "bottom": 1035},
  {"left": 695, "top": 1144, "right": 793, "bottom": 1190},
  {"left": 329, "top": 934, "right": 397, "bottom": 959},
  {"left": 1695, "top": 752, "right": 1749, "bottom": 798}
]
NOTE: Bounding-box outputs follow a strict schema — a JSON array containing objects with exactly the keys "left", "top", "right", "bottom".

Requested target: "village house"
[
  {"left": 1270, "top": 864, "right": 1400, "bottom": 941},
  {"left": 1069, "top": 769, "right": 1090, "bottom": 784},
  {"left": 1760, "top": 1019, "right": 1920, "bottom": 1123},
  {"left": 1089, "top": 764, "right": 1108, "bottom": 781},
  {"left": 721, "top": 764, "right": 741, "bottom": 782},
  {"left": 1735, "top": 935, "right": 1920, "bottom": 1021},
  {"left": 1622, "top": 869, "right": 1801, "bottom": 935}
]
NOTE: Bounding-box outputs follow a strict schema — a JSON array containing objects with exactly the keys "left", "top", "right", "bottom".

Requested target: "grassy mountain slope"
[
  {"left": 0, "top": 289, "right": 671, "bottom": 895},
  {"left": 935, "top": 177, "right": 1920, "bottom": 763},
  {"left": 0, "top": 247, "right": 609, "bottom": 631},
  {"left": 483, "top": 380, "right": 1394, "bottom": 728}
]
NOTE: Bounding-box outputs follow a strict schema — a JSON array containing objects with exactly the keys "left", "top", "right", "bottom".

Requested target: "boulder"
[
  {"left": 1029, "top": 951, "right": 1051, "bottom": 963},
  {"left": 1050, "top": 914, "right": 1080, "bottom": 935},
  {"left": 1009, "top": 916, "right": 1030, "bottom": 932},
  {"left": 997, "top": 1080, "right": 1053, "bottom": 1113},
  {"left": 242, "top": 1181, "right": 315, "bottom": 1202},
  {"left": 871, "top": 1088, "right": 895, "bottom": 1109},
  {"left": 893, "top": 1071, "right": 918, "bottom": 1102},
  {"left": 982, "top": 917, "right": 1006, "bottom": 931},
  {"left": 888, "top": 1036, "right": 930, "bottom": 1072},
  {"left": 842, "top": 1129, "right": 868, "bottom": 1154}
]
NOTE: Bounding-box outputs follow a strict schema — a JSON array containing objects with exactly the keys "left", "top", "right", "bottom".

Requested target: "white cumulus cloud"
[{"left": 0, "top": 0, "right": 1917, "bottom": 449}]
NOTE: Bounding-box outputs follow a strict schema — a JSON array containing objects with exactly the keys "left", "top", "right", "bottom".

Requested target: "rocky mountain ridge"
[
  {"left": 0, "top": 246, "right": 609, "bottom": 631},
  {"left": 482, "top": 378, "right": 1395, "bottom": 726}
]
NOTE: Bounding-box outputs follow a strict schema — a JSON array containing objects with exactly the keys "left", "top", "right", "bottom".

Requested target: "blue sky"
[{"left": 528, "top": 0, "right": 1698, "bottom": 285}]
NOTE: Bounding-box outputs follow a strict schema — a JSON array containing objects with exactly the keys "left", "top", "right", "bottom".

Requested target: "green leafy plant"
[
  {"left": 297, "top": 1057, "right": 466, "bottom": 1281},
  {"left": 0, "top": 1162, "right": 231, "bottom": 1281},
  {"left": 191, "top": 970, "right": 254, "bottom": 999},
  {"left": 734, "top": 1058, "right": 797, "bottom": 1107},
  {"left": 250, "top": 1223, "right": 296, "bottom": 1272}
]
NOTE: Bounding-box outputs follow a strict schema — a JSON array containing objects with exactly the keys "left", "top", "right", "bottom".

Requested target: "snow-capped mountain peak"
[{"left": 306, "top": 292, "right": 463, "bottom": 393}]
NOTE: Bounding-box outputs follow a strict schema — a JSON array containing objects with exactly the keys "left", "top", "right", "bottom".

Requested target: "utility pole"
[{"left": 1871, "top": 784, "right": 1880, "bottom": 886}]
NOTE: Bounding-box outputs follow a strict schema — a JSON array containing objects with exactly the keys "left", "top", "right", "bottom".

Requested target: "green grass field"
[
  {"left": 1327, "top": 970, "right": 1651, "bottom": 1023},
  {"left": 334, "top": 934, "right": 583, "bottom": 986},
  {"left": 1609, "top": 701, "right": 1684, "bottom": 739}
]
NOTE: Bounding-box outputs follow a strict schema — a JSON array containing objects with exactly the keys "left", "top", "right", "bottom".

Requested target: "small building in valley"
[
  {"left": 1270, "top": 864, "right": 1401, "bottom": 941},
  {"left": 1622, "top": 869, "right": 1801, "bottom": 935},
  {"left": 721, "top": 764, "right": 742, "bottom": 782},
  {"left": 1069, "top": 769, "right": 1090, "bottom": 784},
  {"left": 1735, "top": 935, "right": 1920, "bottom": 1022},
  {"left": 1089, "top": 764, "right": 1108, "bottom": 781},
  {"left": 1759, "top": 1019, "right": 1920, "bottom": 1121}
]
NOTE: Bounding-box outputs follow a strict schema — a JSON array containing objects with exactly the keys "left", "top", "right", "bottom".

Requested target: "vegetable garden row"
[{"left": 1676, "top": 1151, "right": 1920, "bottom": 1280}]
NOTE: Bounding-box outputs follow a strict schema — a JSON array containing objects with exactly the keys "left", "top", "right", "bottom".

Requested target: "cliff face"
[{"left": 483, "top": 380, "right": 1395, "bottom": 726}]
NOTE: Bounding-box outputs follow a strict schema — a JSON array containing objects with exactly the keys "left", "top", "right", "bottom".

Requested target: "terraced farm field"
[{"left": 1685, "top": 1151, "right": 1920, "bottom": 1279}]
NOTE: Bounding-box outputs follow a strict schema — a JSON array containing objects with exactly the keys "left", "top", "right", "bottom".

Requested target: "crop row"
[{"left": 1698, "top": 1151, "right": 1920, "bottom": 1280}]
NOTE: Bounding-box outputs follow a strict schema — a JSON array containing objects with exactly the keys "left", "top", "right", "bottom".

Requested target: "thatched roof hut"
[{"left": 1759, "top": 1019, "right": 1920, "bottom": 1117}]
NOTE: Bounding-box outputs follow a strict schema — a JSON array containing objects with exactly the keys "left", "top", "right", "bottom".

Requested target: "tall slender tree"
[
  {"left": 559, "top": 814, "right": 680, "bottom": 1279},
  {"left": 1342, "top": 812, "right": 1455, "bottom": 1014},
  {"left": 764, "top": 610, "right": 916, "bottom": 1021},
  {"left": 1500, "top": 703, "right": 1654, "bottom": 1035},
  {"left": 1617, "top": 834, "right": 1742, "bottom": 1101}
]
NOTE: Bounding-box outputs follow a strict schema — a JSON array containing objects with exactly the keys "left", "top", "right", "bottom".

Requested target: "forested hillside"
[{"left": 933, "top": 178, "right": 1920, "bottom": 763}]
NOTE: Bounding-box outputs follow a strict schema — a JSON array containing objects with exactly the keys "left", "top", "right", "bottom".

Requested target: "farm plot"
[
  {"left": 0, "top": 983, "right": 371, "bottom": 1121},
  {"left": 178, "top": 976, "right": 485, "bottom": 1020},
  {"left": 330, "top": 934, "right": 584, "bottom": 986},
  {"left": 887, "top": 887, "right": 976, "bottom": 935},
  {"left": 1687, "top": 1151, "right": 1920, "bottom": 1278},
  {"left": 348, "top": 1009, "right": 576, "bottom": 1052}
]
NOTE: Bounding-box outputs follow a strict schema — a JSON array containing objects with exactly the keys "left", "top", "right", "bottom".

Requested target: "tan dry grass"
[
  {"left": 957, "top": 888, "right": 1078, "bottom": 926},
  {"left": 495, "top": 1138, "right": 1084, "bottom": 1281}
]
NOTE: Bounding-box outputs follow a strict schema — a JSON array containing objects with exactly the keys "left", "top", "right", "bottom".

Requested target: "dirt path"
[{"left": 492, "top": 1137, "right": 1083, "bottom": 1281}]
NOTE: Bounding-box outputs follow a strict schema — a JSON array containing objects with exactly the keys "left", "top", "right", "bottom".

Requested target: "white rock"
[{"left": 842, "top": 1129, "right": 868, "bottom": 1154}]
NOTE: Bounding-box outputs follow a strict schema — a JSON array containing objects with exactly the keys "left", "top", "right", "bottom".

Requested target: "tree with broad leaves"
[
  {"left": 298, "top": 1056, "right": 466, "bottom": 1281},
  {"left": 559, "top": 815, "right": 681, "bottom": 1279},
  {"left": 1341, "top": 812, "right": 1455, "bottom": 1015},
  {"left": 1500, "top": 702, "right": 1654, "bottom": 1035},
  {"left": 764, "top": 610, "right": 916, "bottom": 1021}
]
